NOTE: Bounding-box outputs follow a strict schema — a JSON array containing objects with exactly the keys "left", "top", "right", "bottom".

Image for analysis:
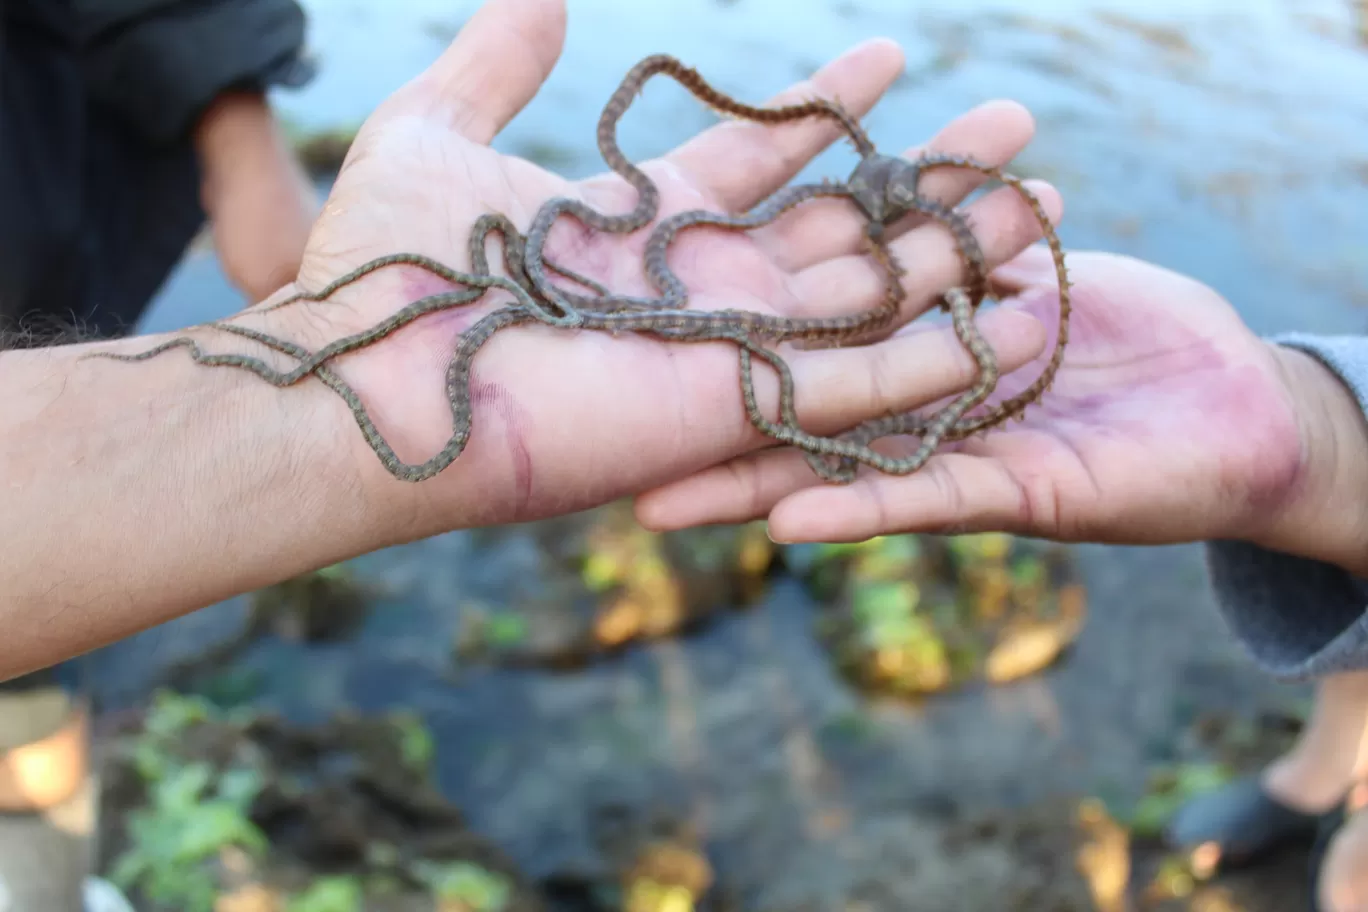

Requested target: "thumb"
[{"left": 396, "top": 0, "right": 567, "bottom": 144}]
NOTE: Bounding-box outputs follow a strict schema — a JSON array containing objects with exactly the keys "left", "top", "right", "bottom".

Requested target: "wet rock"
[
  {"left": 538, "top": 797, "right": 738, "bottom": 912},
  {"left": 251, "top": 564, "right": 373, "bottom": 644},
  {"left": 454, "top": 501, "right": 777, "bottom": 670},
  {"left": 97, "top": 691, "right": 544, "bottom": 912},
  {"left": 793, "top": 533, "right": 1087, "bottom": 698},
  {"left": 156, "top": 565, "right": 374, "bottom": 697}
]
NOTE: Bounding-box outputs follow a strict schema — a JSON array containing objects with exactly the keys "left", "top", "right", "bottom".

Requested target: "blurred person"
[{"left": 1, "top": 0, "right": 316, "bottom": 909}]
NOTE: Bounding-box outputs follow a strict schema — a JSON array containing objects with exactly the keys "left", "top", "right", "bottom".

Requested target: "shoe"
[
  {"left": 1308, "top": 804, "right": 1341, "bottom": 912},
  {"left": 1306, "top": 781, "right": 1368, "bottom": 912},
  {"left": 1163, "top": 773, "right": 1329, "bottom": 869}
]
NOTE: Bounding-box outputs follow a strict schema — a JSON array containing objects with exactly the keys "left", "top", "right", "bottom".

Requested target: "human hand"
[
  {"left": 225, "top": 0, "right": 1062, "bottom": 538},
  {"left": 196, "top": 90, "right": 318, "bottom": 303},
  {"left": 636, "top": 247, "right": 1368, "bottom": 576}
]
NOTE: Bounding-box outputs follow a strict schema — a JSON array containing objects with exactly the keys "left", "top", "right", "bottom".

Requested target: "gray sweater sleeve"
[{"left": 1205, "top": 333, "right": 1368, "bottom": 680}]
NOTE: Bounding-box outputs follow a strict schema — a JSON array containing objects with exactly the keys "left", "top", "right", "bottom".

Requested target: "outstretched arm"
[
  {"left": 1, "top": 0, "right": 1062, "bottom": 680},
  {"left": 634, "top": 249, "right": 1368, "bottom": 680}
]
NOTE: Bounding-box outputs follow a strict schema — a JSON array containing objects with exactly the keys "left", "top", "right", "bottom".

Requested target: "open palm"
[
  {"left": 239, "top": 0, "right": 1060, "bottom": 532},
  {"left": 637, "top": 246, "right": 1310, "bottom": 547}
]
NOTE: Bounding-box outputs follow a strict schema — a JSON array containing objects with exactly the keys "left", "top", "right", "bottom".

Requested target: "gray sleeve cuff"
[{"left": 1204, "top": 332, "right": 1368, "bottom": 680}]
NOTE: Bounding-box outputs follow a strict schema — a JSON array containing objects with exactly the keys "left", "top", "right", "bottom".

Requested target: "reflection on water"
[
  {"left": 111, "top": 0, "right": 1368, "bottom": 907},
  {"left": 144, "top": 0, "right": 1368, "bottom": 335}
]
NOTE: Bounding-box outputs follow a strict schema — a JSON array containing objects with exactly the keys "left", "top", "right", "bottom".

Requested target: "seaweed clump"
[
  {"left": 98, "top": 691, "right": 542, "bottom": 912},
  {"left": 787, "top": 533, "right": 1086, "bottom": 697}
]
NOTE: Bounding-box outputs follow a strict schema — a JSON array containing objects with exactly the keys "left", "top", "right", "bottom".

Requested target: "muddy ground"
[{"left": 89, "top": 509, "right": 1318, "bottom": 911}]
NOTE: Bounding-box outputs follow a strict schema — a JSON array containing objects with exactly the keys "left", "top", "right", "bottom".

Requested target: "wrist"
[
  {"left": 249, "top": 276, "right": 512, "bottom": 538},
  {"left": 205, "top": 298, "right": 433, "bottom": 540},
  {"left": 1248, "top": 342, "right": 1368, "bottom": 577}
]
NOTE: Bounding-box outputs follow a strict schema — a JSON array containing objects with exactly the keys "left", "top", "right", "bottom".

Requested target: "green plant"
[
  {"left": 285, "top": 876, "right": 364, "bottom": 912},
  {"left": 109, "top": 763, "right": 267, "bottom": 912},
  {"left": 391, "top": 712, "right": 436, "bottom": 773},
  {"left": 1127, "top": 762, "right": 1234, "bottom": 836},
  {"left": 850, "top": 580, "right": 923, "bottom": 650},
  {"left": 413, "top": 860, "right": 512, "bottom": 911},
  {"left": 483, "top": 612, "right": 529, "bottom": 648}
]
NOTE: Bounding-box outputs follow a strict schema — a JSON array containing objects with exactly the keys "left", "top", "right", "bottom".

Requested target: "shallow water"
[
  {"left": 106, "top": 0, "right": 1368, "bottom": 905},
  {"left": 141, "top": 0, "right": 1368, "bottom": 336}
]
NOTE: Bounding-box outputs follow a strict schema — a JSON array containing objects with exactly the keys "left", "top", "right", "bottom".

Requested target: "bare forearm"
[
  {"left": 0, "top": 328, "right": 396, "bottom": 680},
  {"left": 194, "top": 90, "right": 317, "bottom": 301},
  {"left": 193, "top": 90, "right": 287, "bottom": 191}
]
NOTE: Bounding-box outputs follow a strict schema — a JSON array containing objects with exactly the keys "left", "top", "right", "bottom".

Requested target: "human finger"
[
  {"left": 777, "top": 179, "right": 1063, "bottom": 324},
  {"left": 634, "top": 306, "right": 1047, "bottom": 529},
  {"left": 662, "top": 38, "right": 905, "bottom": 213},
  {"left": 399, "top": 0, "right": 567, "bottom": 144},
  {"left": 759, "top": 99, "right": 1038, "bottom": 272},
  {"left": 764, "top": 450, "right": 1051, "bottom": 543}
]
